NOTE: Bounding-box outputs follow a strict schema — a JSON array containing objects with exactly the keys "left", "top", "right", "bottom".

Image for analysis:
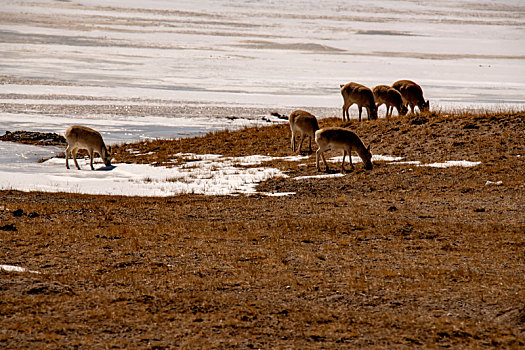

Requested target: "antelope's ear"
[{"left": 367, "top": 145, "right": 371, "bottom": 152}]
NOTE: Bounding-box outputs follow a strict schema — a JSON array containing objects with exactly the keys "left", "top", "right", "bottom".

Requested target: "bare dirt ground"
[{"left": 1, "top": 111, "right": 524, "bottom": 349}]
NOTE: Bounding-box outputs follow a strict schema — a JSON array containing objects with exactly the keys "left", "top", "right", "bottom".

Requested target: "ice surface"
[
  {"left": 0, "top": 141, "right": 63, "bottom": 164},
  {"left": 1, "top": 0, "right": 524, "bottom": 109},
  {"left": 0, "top": 112, "right": 275, "bottom": 145}
]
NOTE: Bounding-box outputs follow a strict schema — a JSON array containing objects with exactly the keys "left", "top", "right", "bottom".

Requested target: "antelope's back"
[
  {"left": 291, "top": 110, "right": 318, "bottom": 132},
  {"left": 393, "top": 80, "right": 423, "bottom": 100},
  {"left": 373, "top": 85, "right": 391, "bottom": 102},
  {"left": 387, "top": 87, "right": 403, "bottom": 105},
  {"left": 342, "top": 83, "right": 374, "bottom": 104},
  {"left": 317, "top": 127, "right": 358, "bottom": 146},
  {"left": 65, "top": 125, "right": 104, "bottom": 148}
]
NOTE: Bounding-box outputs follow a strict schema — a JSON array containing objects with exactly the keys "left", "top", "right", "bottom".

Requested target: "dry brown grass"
[{"left": 1, "top": 110, "right": 524, "bottom": 349}]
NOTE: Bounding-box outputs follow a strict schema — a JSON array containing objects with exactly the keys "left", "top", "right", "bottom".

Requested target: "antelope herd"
[
  {"left": 65, "top": 80, "right": 428, "bottom": 174},
  {"left": 289, "top": 79, "right": 428, "bottom": 173}
]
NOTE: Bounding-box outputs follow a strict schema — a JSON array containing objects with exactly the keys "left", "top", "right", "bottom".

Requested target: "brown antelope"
[
  {"left": 392, "top": 79, "right": 429, "bottom": 114},
  {"left": 373, "top": 85, "right": 408, "bottom": 118},
  {"left": 340, "top": 82, "right": 378, "bottom": 122},
  {"left": 315, "top": 127, "right": 373, "bottom": 173},
  {"left": 65, "top": 125, "right": 111, "bottom": 170},
  {"left": 289, "top": 110, "right": 320, "bottom": 153}
]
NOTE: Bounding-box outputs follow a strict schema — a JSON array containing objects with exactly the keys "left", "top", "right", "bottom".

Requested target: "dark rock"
[
  {"left": 0, "top": 224, "right": 17, "bottom": 231},
  {"left": 25, "top": 281, "right": 73, "bottom": 295},
  {"left": 1, "top": 130, "right": 66, "bottom": 146},
  {"left": 13, "top": 209, "right": 25, "bottom": 217}
]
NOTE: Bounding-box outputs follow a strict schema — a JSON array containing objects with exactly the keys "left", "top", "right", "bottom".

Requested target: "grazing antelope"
[
  {"left": 373, "top": 85, "right": 408, "bottom": 118},
  {"left": 392, "top": 79, "right": 429, "bottom": 114},
  {"left": 315, "top": 127, "right": 373, "bottom": 173},
  {"left": 340, "top": 82, "right": 378, "bottom": 122},
  {"left": 65, "top": 125, "right": 111, "bottom": 170},
  {"left": 289, "top": 110, "right": 320, "bottom": 153}
]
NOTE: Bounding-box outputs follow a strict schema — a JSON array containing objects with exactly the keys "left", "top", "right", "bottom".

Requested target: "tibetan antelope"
[
  {"left": 65, "top": 125, "right": 111, "bottom": 170},
  {"left": 373, "top": 85, "right": 408, "bottom": 118},
  {"left": 289, "top": 110, "right": 320, "bottom": 153},
  {"left": 392, "top": 79, "right": 429, "bottom": 114},
  {"left": 315, "top": 127, "right": 373, "bottom": 173},
  {"left": 340, "top": 82, "right": 378, "bottom": 122}
]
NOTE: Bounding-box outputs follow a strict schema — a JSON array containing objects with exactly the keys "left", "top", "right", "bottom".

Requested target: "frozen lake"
[
  {"left": 0, "top": 0, "right": 524, "bottom": 195},
  {"left": 2, "top": 1, "right": 524, "bottom": 121}
]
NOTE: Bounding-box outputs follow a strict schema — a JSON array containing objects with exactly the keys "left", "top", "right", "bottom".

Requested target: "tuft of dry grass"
[{"left": 1, "top": 110, "right": 524, "bottom": 348}]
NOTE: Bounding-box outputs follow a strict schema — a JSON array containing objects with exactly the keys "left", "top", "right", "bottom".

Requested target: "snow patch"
[
  {"left": 485, "top": 180, "right": 503, "bottom": 186},
  {"left": 0, "top": 265, "right": 40, "bottom": 274},
  {"left": 327, "top": 156, "right": 481, "bottom": 168},
  {"left": 262, "top": 192, "right": 297, "bottom": 196},
  {"left": 421, "top": 160, "right": 481, "bottom": 168},
  {"left": 0, "top": 153, "right": 290, "bottom": 196},
  {"left": 0, "top": 140, "right": 485, "bottom": 197}
]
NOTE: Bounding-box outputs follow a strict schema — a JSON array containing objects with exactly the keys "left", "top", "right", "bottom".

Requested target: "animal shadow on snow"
[
  {"left": 299, "top": 149, "right": 316, "bottom": 156},
  {"left": 96, "top": 165, "right": 116, "bottom": 171},
  {"left": 321, "top": 167, "right": 355, "bottom": 175}
]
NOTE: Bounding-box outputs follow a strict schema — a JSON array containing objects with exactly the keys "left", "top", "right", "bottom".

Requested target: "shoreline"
[{"left": 1, "top": 109, "right": 524, "bottom": 197}]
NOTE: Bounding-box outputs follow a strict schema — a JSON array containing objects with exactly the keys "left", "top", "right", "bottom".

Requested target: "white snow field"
[{"left": 0, "top": 149, "right": 482, "bottom": 196}]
